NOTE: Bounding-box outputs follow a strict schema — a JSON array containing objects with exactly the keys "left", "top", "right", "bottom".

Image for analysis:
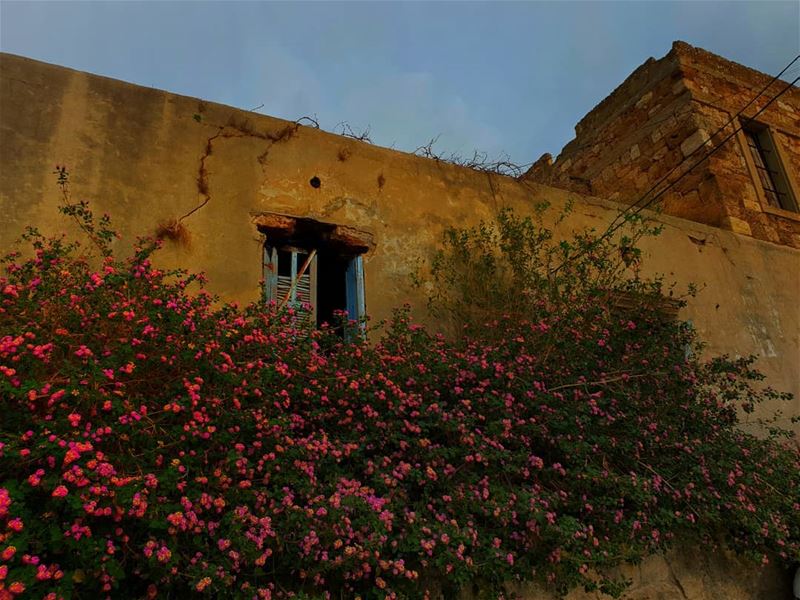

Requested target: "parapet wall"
[{"left": 0, "top": 52, "right": 798, "bottom": 431}]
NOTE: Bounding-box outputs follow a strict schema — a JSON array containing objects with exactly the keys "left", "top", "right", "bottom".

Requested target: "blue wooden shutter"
[
  {"left": 345, "top": 256, "right": 366, "bottom": 335},
  {"left": 276, "top": 251, "right": 298, "bottom": 305},
  {"left": 264, "top": 246, "right": 317, "bottom": 320},
  {"left": 263, "top": 245, "right": 278, "bottom": 303}
]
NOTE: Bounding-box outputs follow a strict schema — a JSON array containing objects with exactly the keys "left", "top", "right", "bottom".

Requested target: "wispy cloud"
[
  {"left": 248, "top": 43, "right": 325, "bottom": 122},
  {"left": 338, "top": 72, "right": 504, "bottom": 157}
]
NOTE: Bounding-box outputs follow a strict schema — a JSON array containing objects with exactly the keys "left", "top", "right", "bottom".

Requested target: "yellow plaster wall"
[
  {"left": 472, "top": 545, "right": 789, "bottom": 599},
  {"left": 1, "top": 53, "right": 798, "bottom": 431}
]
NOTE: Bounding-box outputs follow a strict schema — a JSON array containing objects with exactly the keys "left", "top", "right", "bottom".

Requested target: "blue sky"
[{"left": 1, "top": 1, "right": 798, "bottom": 166}]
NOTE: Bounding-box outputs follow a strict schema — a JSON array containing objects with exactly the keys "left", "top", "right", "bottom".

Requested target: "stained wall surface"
[
  {"left": 1, "top": 52, "right": 798, "bottom": 431},
  {"left": 525, "top": 41, "right": 800, "bottom": 249},
  {"left": 482, "top": 545, "right": 790, "bottom": 600}
]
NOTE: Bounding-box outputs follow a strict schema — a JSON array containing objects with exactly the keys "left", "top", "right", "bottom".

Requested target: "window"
[
  {"left": 263, "top": 245, "right": 365, "bottom": 328},
  {"left": 257, "top": 213, "right": 371, "bottom": 334},
  {"left": 608, "top": 288, "right": 690, "bottom": 357},
  {"left": 742, "top": 124, "right": 798, "bottom": 212},
  {"left": 264, "top": 246, "right": 318, "bottom": 317}
]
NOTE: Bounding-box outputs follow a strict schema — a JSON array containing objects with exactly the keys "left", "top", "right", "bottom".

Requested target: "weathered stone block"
[
  {"left": 680, "top": 129, "right": 710, "bottom": 157},
  {"left": 672, "top": 79, "right": 688, "bottom": 95},
  {"left": 723, "top": 215, "right": 753, "bottom": 236},
  {"left": 741, "top": 185, "right": 762, "bottom": 213},
  {"left": 635, "top": 91, "right": 653, "bottom": 109}
]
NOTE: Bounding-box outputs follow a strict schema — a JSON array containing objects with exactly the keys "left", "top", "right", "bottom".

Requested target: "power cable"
[
  {"left": 607, "top": 73, "right": 799, "bottom": 237},
  {"left": 604, "top": 53, "right": 800, "bottom": 233},
  {"left": 553, "top": 54, "right": 800, "bottom": 269}
]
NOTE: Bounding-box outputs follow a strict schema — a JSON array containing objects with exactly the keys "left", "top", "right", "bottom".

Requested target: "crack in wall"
[
  {"left": 666, "top": 558, "right": 690, "bottom": 599},
  {"left": 179, "top": 116, "right": 313, "bottom": 224}
]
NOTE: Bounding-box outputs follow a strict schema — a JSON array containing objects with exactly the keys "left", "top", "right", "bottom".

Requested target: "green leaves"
[{"left": 0, "top": 203, "right": 797, "bottom": 599}]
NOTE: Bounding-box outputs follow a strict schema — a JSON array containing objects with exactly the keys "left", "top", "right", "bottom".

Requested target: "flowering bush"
[{"left": 0, "top": 200, "right": 797, "bottom": 599}]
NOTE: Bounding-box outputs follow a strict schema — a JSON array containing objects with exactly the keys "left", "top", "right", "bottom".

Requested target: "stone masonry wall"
[
  {"left": 526, "top": 41, "right": 800, "bottom": 249},
  {"left": 676, "top": 42, "right": 800, "bottom": 247}
]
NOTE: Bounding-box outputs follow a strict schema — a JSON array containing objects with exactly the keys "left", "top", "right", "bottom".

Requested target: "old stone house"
[
  {"left": 0, "top": 41, "right": 798, "bottom": 433},
  {"left": 524, "top": 41, "right": 800, "bottom": 247}
]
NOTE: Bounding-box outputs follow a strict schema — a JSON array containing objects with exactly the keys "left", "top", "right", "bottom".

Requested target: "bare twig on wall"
[
  {"left": 334, "top": 122, "right": 373, "bottom": 143},
  {"left": 414, "top": 135, "right": 530, "bottom": 178}
]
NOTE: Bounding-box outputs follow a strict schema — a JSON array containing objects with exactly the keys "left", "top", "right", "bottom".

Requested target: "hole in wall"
[{"left": 310, "top": 176, "right": 321, "bottom": 189}]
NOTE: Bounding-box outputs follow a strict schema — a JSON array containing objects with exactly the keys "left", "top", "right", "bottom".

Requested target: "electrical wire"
[
  {"left": 604, "top": 53, "right": 800, "bottom": 233},
  {"left": 608, "top": 73, "right": 799, "bottom": 236},
  {"left": 553, "top": 53, "right": 800, "bottom": 269}
]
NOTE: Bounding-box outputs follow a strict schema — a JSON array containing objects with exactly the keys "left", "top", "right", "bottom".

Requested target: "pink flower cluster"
[{"left": 0, "top": 215, "right": 797, "bottom": 599}]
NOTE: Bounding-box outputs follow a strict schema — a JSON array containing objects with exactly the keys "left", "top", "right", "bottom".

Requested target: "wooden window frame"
[
  {"left": 264, "top": 245, "right": 319, "bottom": 319},
  {"left": 737, "top": 120, "right": 800, "bottom": 220},
  {"left": 609, "top": 289, "right": 682, "bottom": 321},
  {"left": 256, "top": 213, "right": 372, "bottom": 334}
]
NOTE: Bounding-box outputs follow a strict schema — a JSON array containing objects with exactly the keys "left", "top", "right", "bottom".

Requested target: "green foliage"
[
  {"left": 0, "top": 200, "right": 796, "bottom": 599},
  {"left": 422, "top": 203, "right": 668, "bottom": 340}
]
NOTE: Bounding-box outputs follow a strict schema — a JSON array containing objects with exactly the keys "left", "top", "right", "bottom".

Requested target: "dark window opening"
[
  {"left": 743, "top": 124, "right": 798, "bottom": 212},
  {"left": 258, "top": 214, "right": 371, "bottom": 336},
  {"left": 316, "top": 250, "right": 350, "bottom": 328},
  {"left": 276, "top": 249, "right": 293, "bottom": 277}
]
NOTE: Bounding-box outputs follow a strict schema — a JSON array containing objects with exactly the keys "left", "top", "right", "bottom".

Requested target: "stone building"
[
  {"left": 524, "top": 41, "right": 800, "bottom": 248},
  {"left": 0, "top": 42, "right": 798, "bottom": 434}
]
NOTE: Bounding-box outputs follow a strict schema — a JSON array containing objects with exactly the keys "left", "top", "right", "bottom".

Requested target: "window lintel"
[{"left": 253, "top": 212, "right": 374, "bottom": 254}]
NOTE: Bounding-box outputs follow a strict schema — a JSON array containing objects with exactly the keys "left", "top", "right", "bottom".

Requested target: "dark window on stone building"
[{"left": 742, "top": 124, "right": 798, "bottom": 212}]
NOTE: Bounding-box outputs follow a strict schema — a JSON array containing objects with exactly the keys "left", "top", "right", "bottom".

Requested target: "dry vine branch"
[
  {"left": 294, "top": 115, "right": 320, "bottom": 129},
  {"left": 334, "top": 121, "right": 373, "bottom": 143},
  {"left": 413, "top": 136, "right": 530, "bottom": 177},
  {"left": 179, "top": 114, "right": 320, "bottom": 224}
]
